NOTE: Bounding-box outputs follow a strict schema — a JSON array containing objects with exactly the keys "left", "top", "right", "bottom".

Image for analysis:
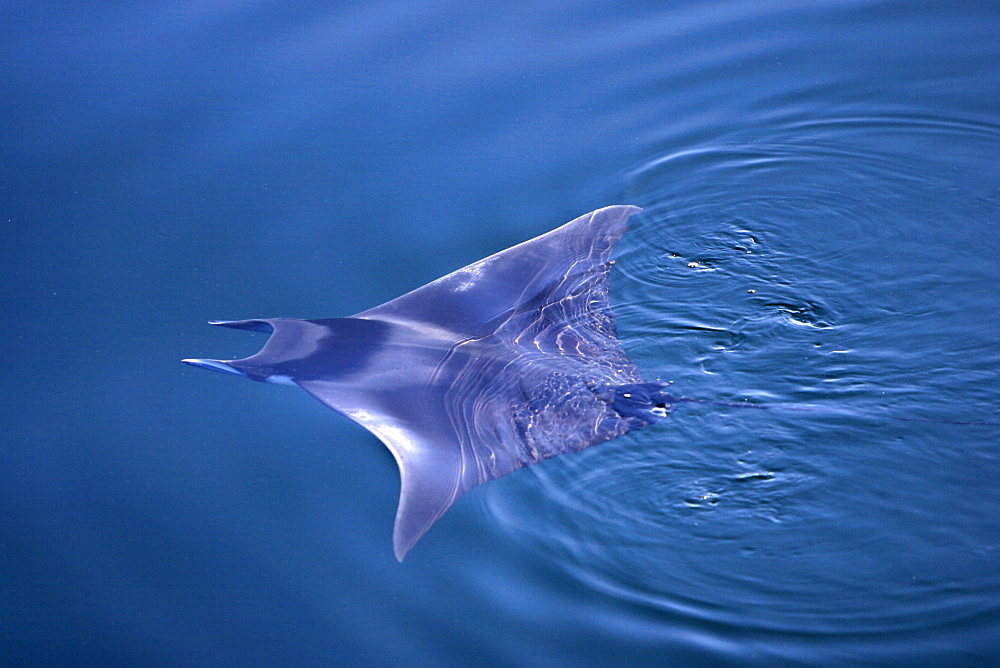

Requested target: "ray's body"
[{"left": 184, "top": 206, "right": 675, "bottom": 559}]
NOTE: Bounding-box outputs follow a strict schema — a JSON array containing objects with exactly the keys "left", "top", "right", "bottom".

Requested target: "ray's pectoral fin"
[
  {"left": 183, "top": 206, "right": 649, "bottom": 561},
  {"left": 358, "top": 205, "right": 642, "bottom": 337},
  {"left": 293, "top": 380, "right": 480, "bottom": 561},
  {"left": 389, "top": 443, "right": 467, "bottom": 562},
  {"left": 181, "top": 358, "right": 249, "bottom": 378}
]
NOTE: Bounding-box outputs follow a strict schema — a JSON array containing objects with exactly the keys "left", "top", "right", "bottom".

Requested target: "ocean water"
[{"left": 3, "top": 1, "right": 999, "bottom": 664}]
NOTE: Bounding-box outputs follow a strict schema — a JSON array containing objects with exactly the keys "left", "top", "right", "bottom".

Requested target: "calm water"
[{"left": 4, "top": 1, "right": 999, "bottom": 664}]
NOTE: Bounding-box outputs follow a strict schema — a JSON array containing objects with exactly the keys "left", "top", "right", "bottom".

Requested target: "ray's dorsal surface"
[{"left": 183, "top": 206, "right": 674, "bottom": 560}]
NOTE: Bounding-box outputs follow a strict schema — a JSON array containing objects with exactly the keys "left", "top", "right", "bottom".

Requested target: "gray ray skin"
[{"left": 183, "top": 205, "right": 675, "bottom": 560}]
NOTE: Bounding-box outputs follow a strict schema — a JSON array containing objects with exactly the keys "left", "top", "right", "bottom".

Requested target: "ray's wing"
[
  {"left": 294, "top": 377, "right": 481, "bottom": 562},
  {"left": 358, "top": 205, "right": 642, "bottom": 341},
  {"left": 352, "top": 206, "right": 643, "bottom": 557},
  {"left": 485, "top": 224, "right": 643, "bottom": 380},
  {"left": 186, "top": 206, "right": 644, "bottom": 561},
  {"left": 198, "top": 316, "right": 480, "bottom": 561},
  {"left": 314, "top": 207, "right": 642, "bottom": 559}
]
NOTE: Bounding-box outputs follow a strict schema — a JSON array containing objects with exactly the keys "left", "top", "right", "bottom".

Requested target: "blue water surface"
[{"left": 3, "top": 1, "right": 999, "bottom": 664}]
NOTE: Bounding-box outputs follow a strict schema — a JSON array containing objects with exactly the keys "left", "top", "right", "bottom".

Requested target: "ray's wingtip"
[
  {"left": 181, "top": 358, "right": 248, "bottom": 378},
  {"left": 598, "top": 204, "right": 642, "bottom": 215},
  {"left": 393, "top": 538, "right": 411, "bottom": 563},
  {"left": 588, "top": 205, "right": 643, "bottom": 228},
  {"left": 207, "top": 319, "right": 275, "bottom": 333}
]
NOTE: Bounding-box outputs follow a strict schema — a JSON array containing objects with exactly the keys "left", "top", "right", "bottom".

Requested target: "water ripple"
[{"left": 486, "top": 109, "right": 1000, "bottom": 641}]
